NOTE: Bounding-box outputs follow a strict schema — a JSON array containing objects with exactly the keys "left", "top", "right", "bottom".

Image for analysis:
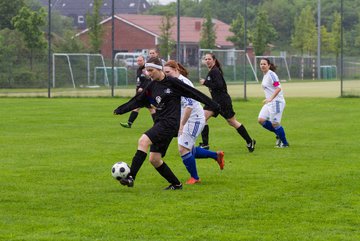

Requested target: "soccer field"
[
  {"left": 1, "top": 97, "right": 359, "bottom": 240},
  {"left": 1, "top": 80, "right": 356, "bottom": 98}
]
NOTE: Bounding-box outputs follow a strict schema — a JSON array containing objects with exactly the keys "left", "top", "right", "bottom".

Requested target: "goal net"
[{"left": 52, "top": 53, "right": 111, "bottom": 88}]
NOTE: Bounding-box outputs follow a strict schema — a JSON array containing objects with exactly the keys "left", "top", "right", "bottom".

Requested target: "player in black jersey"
[
  {"left": 114, "top": 57, "right": 219, "bottom": 190},
  {"left": 120, "top": 55, "right": 156, "bottom": 128},
  {"left": 199, "top": 53, "right": 256, "bottom": 152}
]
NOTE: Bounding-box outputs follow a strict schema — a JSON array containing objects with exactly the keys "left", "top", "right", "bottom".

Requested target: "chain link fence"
[{"left": 0, "top": 2, "right": 359, "bottom": 98}]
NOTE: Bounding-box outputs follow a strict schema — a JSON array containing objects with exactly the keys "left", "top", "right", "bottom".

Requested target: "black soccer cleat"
[
  {"left": 198, "top": 143, "right": 210, "bottom": 150},
  {"left": 247, "top": 139, "right": 256, "bottom": 153},
  {"left": 120, "top": 122, "right": 131, "bottom": 128},
  {"left": 119, "top": 175, "right": 134, "bottom": 187},
  {"left": 164, "top": 183, "right": 183, "bottom": 190}
]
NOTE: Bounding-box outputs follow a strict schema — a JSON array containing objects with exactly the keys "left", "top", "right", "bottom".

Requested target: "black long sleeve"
[
  {"left": 203, "top": 67, "right": 227, "bottom": 93},
  {"left": 113, "top": 92, "right": 147, "bottom": 115},
  {"left": 170, "top": 77, "right": 220, "bottom": 115}
]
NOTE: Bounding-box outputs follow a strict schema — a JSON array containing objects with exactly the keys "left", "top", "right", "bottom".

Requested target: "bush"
[{"left": 12, "top": 70, "right": 47, "bottom": 88}]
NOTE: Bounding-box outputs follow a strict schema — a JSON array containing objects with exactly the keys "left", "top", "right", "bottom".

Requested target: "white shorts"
[
  {"left": 178, "top": 120, "right": 205, "bottom": 149},
  {"left": 258, "top": 100, "right": 286, "bottom": 124}
]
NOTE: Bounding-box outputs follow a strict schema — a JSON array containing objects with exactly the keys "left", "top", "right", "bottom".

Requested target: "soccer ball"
[{"left": 111, "top": 162, "right": 130, "bottom": 180}]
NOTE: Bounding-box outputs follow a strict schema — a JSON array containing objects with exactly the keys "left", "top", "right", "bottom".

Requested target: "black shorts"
[
  {"left": 145, "top": 121, "right": 177, "bottom": 157},
  {"left": 204, "top": 94, "right": 235, "bottom": 120}
]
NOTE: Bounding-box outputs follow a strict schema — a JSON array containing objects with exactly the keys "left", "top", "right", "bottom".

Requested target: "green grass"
[{"left": 1, "top": 97, "right": 359, "bottom": 241}]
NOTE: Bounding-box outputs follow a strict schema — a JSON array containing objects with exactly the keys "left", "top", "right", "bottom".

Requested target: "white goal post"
[{"left": 52, "top": 53, "right": 109, "bottom": 88}]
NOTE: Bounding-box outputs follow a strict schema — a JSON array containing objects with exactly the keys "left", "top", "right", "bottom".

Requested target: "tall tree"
[
  {"left": 0, "top": 0, "right": 25, "bottom": 30},
  {"left": 252, "top": 10, "right": 277, "bottom": 56},
  {"left": 158, "top": 13, "right": 175, "bottom": 61},
  {"left": 331, "top": 11, "right": 341, "bottom": 59},
  {"left": 227, "top": 13, "right": 246, "bottom": 49},
  {"left": 87, "top": 0, "right": 103, "bottom": 53},
  {"left": 291, "top": 5, "right": 317, "bottom": 55},
  {"left": 320, "top": 26, "right": 334, "bottom": 54},
  {"left": 199, "top": 6, "right": 216, "bottom": 49},
  {"left": 12, "top": 6, "right": 46, "bottom": 70},
  {"left": 260, "top": 0, "right": 295, "bottom": 47}
]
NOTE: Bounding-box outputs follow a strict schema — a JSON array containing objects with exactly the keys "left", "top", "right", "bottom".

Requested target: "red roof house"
[{"left": 76, "top": 14, "right": 234, "bottom": 65}]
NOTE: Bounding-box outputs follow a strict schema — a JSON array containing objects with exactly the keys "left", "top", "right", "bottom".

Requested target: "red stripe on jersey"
[{"left": 273, "top": 81, "right": 280, "bottom": 87}]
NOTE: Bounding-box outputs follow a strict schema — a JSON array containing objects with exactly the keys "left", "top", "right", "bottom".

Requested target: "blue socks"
[
  {"left": 262, "top": 120, "right": 276, "bottom": 132},
  {"left": 181, "top": 152, "right": 199, "bottom": 180},
  {"left": 274, "top": 126, "right": 288, "bottom": 145},
  {"left": 192, "top": 147, "right": 217, "bottom": 160}
]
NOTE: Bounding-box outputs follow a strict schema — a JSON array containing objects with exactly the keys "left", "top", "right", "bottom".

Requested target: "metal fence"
[{"left": 0, "top": 2, "right": 359, "bottom": 98}]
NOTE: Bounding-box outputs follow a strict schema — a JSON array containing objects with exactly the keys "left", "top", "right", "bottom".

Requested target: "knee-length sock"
[
  {"left": 128, "top": 111, "right": 138, "bottom": 125},
  {"left": 274, "top": 126, "right": 288, "bottom": 145},
  {"left": 262, "top": 120, "right": 276, "bottom": 133},
  {"left": 236, "top": 125, "right": 252, "bottom": 144},
  {"left": 129, "top": 150, "right": 147, "bottom": 179},
  {"left": 155, "top": 162, "right": 181, "bottom": 185},
  {"left": 192, "top": 147, "right": 217, "bottom": 160},
  {"left": 201, "top": 124, "right": 209, "bottom": 145},
  {"left": 181, "top": 152, "right": 199, "bottom": 180}
]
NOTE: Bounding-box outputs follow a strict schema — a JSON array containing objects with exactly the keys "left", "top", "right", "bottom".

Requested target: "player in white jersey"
[
  {"left": 258, "top": 58, "right": 289, "bottom": 147},
  {"left": 163, "top": 60, "right": 225, "bottom": 184}
]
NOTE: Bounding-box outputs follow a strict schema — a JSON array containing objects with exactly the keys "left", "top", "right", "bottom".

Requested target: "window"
[{"left": 78, "top": 16, "right": 84, "bottom": 24}]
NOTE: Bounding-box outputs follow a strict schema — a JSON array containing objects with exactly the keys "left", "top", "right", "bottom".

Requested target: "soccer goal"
[
  {"left": 199, "top": 49, "right": 257, "bottom": 82},
  {"left": 254, "top": 55, "right": 291, "bottom": 81},
  {"left": 94, "top": 66, "right": 128, "bottom": 86},
  {"left": 52, "top": 53, "right": 109, "bottom": 88}
]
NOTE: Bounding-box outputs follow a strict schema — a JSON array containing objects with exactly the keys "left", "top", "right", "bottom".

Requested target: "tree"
[
  {"left": 252, "top": 10, "right": 277, "bottom": 56},
  {"left": 158, "top": 13, "right": 175, "bottom": 60},
  {"left": 0, "top": 30, "right": 17, "bottom": 86},
  {"left": 227, "top": 13, "right": 246, "bottom": 49},
  {"left": 260, "top": 0, "right": 295, "bottom": 47},
  {"left": 53, "top": 30, "right": 86, "bottom": 53},
  {"left": 12, "top": 6, "right": 46, "bottom": 70},
  {"left": 320, "top": 26, "right": 334, "bottom": 55},
  {"left": 0, "top": 0, "right": 25, "bottom": 30},
  {"left": 291, "top": 5, "right": 317, "bottom": 55},
  {"left": 87, "top": 0, "right": 103, "bottom": 53},
  {"left": 199, "top": 7, "right": 216, "bottom": 49},
  {"left": 331, "top": 11, "right": 341, "bottom": 59}
]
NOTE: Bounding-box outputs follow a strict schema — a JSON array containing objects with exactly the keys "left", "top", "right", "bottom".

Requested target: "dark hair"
[
  {"left": 164, "top": 60, "right": 189, "bottom": 77},
  {"left": 146, "top": 57, "right": 163, "bottom": 66},
  {"left": 137, "top": 55, "right": 145, "bottom": 61},
  {"left": 206, "top": 53, "right": 223, "bottom": 76},
  {"left": 261, "top": 58, "right": 277, "bottom": 72}
]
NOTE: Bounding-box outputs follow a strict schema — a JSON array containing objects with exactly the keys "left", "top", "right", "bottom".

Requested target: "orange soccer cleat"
[
  {"left": 216, "top": 151, "right": 225, "bottom": 170},
  {"left": 186, "top": 177, "right": 201, "bottom": 185}
]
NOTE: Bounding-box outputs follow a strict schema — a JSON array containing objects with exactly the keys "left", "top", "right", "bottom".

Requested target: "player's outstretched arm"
[
  {"left": 172, "top": 78, "right": 220, "bottom": 115},
  {"left": 113, "top": 93, "right": 147, "bottom": 115}
]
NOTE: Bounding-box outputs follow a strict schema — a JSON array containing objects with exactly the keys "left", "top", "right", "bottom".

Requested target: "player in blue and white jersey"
[
  {"left": 258, "top": 58, "right": 289, "bottom": 148},
  {"left": 163, "top": 60, "right": 225, "bottom": 185}
]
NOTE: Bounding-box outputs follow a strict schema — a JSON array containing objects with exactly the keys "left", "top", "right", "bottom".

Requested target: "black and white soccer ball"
[{"left": 111, "top": 162, "right": 130, "bottom": 180}]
